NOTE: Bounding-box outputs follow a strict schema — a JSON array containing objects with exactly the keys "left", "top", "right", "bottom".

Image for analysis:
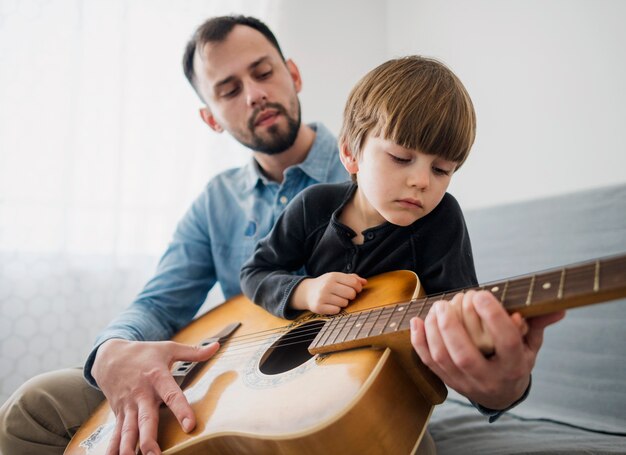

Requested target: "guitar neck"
[{"left": 309, "top": 254, "right": 626, "bottom": 354}]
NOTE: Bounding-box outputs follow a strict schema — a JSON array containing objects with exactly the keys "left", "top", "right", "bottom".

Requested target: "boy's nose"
[{"left": 408, "top": 166, "right": 430, "bottom": 190}]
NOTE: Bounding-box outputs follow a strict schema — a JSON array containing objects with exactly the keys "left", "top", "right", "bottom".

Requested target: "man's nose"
[{"left": 246, "top": 82, "right": 268, "bottom": 109}]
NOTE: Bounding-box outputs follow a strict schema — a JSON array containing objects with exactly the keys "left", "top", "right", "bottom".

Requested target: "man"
[
  {"left": 0, "top": 15, "right": 347, "bottom": 455},
  {"left": 0, "top": 15, "right": 563, "bottom": 455}
]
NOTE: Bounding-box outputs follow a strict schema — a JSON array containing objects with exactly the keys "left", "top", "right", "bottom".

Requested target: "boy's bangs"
[{"left": 380, "top": 89, "right": 475, "bottom": 167}]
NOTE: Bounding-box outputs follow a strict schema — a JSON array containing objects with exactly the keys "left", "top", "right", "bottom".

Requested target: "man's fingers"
[
  {"left": 472, "top": 292, "right": 524, "bottom": 369},
  {"left": 434, "top": 300, "right": 485, "bottom": 374},
  {"left": 170, "top": 341, "right": 220, "bottom": 363},
  {"left": 525, "top": 311, "right": 566, "bottom": 352},
  {"left": 137, "top": 399, "right": 161, "bottom": 455},
  {"left": 152, "top": 373, "right": 195, "bottom": 433},
  {"left": 460, "top": 292, "right": 495, "bottom": 354},
  {"left": 410, "top": 317, "right": 434, "bottom": 366},
  {"left": 105, "top": 417, "right": 123, "bottom": 455},
  {"left": 119, "top": 407, "right": 139, "bottom": 455}
]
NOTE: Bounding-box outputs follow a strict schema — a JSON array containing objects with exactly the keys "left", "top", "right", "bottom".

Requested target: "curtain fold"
[{"left": 0, "top": 0, "right": 273, "bottom": 405}]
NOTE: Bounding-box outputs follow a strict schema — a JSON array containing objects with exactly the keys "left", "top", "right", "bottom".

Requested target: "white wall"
[
  {"left": 387, "top": 0, "right": 626, "bottom": 209},
  {"left": 269, "top": 0, "right": 388, "bottom": 137}
]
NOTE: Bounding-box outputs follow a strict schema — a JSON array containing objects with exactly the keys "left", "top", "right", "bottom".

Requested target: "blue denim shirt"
[{"left": 84, "top": 123, "right": 348, "bottom": 386}]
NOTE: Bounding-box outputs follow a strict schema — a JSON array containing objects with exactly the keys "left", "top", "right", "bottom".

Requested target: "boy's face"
[
  {"left": 194, "top": 25, "right": 302, "bottom": 154},
  {"left": 342, "top": 136, "right": 457, "bottom": 227}
]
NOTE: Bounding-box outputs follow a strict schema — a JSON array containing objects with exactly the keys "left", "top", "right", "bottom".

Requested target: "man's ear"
[
  {"left": 339, "top": 142, "right": 359, "bottom": 174},
  {"left": 285, "top": 59, "right": 302, "bottom": 93},
  {"left": 199, "top": 107, "right": 224, "bottom": 133}
]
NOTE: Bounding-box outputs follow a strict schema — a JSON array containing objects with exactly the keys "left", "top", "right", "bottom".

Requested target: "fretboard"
[{"left": 309, "top": 254, "right": 626, "bottom": 352}]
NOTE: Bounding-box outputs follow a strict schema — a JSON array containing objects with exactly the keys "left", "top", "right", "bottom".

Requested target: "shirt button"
[
  {"left": 346, "top": 263, "right": 352, "bottom": 271},
  {"left": 365, "top": 232, "right": 375, "bottom": 240},
  {"left": 279, "top": 195, "right": 288, "bottom": 205}
]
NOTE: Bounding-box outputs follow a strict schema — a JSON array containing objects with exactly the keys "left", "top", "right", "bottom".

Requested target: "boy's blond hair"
[{"left": 339, "top": 56, "right": 476, "bottom": 169}]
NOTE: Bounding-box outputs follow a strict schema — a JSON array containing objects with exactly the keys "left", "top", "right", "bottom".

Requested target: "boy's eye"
[
  {"left": 389, "top": 153, "right": 411, "bottom": 164},
  {"left": 432, "top": 167, "right": 452, "bottom": 176}
]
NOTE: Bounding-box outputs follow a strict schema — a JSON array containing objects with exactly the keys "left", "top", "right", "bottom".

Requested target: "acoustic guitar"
[{"left": 65, "top": 254, "right": 626, "bottom": 454}]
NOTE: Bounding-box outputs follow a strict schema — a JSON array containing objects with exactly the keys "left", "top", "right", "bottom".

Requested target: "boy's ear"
[
  {"left": 339, "top": 142, "right": 359, "bottom": 174},
  {"left": 199, "top": 107, "right": 224, "bottom": 133},
  {"left": 285, "top": 59, "right": 302, "bottom": 93}
]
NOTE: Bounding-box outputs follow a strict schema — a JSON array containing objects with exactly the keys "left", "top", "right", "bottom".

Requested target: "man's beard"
[{"left": 239, "top": 101, "right": 301, "bottom": 155}]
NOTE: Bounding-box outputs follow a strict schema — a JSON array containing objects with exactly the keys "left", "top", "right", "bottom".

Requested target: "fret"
[
  {"left": 417, "top": 296, "right": 429, "bottom": 319},
  {"left": 501, "top": 280, "right": 509, "bottom": 304},
  {"left": 487, "top": 282, "right": 505, "bottom": 301},
  {"left": 385, "top": 301, "right": 411, "bottom": 333},
  {"left": 344, "top": 311, "right": 369, "bottom": 342},
  {"left": 529, "top": 270, "right": 561, "bottom": 306},
  {"left": 371, "top": 305, "right": 396, "bottom": 337},
  {"left": 601, "top": 256, "right": 626, "bottom": 289},
  {"left": 562, "top": 263, "right": 595, "bottom": 299},
  {"left": 316, "top": 316, "right": 341, "bottom": 348},
  {"left": 594, "top": 260, "right": 600, "bottom": 292},
  {"left": 557, "top": 268, "right": 566, "bottom": 299},
  {"left": 365, "top": 307, "right": 384, "bottom": 337},
  {"left": 335, "top": 313, "right": 358, "bottom": 344},
  {"left": 326, "top": 314, "right": 351, "bottom": 346},
  {"left": 355, "top": 309, "right": 378, "bottom": 340},
  {"left": 525, "top": 275, "right": 536, "bottom": 306},
  {"left": 399, "top": 300, "right": 422, "bottom": 330},
  {"left": 500, "top": 276, "right": 533, "bottom": 309}
]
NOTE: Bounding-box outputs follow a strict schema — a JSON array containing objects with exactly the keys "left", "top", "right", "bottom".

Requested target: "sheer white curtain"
[{"left": 0, "top": 0, "right": 273, "bottom": 404}]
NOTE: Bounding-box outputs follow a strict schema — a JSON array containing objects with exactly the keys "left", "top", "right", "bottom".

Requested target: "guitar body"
[{"left": 66, "top": 270, "right": 442, "bottom": 454}]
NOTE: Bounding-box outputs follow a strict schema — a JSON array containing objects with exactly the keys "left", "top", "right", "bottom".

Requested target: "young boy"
[
  {"left": 239, "top": 57, "right": 560, "bottom": 454},
  {"left": 240, "top": 55, "right": 479, "bottom": 323}
]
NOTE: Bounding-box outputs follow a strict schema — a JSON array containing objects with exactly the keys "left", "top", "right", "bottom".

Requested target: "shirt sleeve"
[
  {"left": 83, "top": 190, "right": 217, "bottom": 388},
  {"left": 240, "top": 192, "right": 311, "bottom": 320}
]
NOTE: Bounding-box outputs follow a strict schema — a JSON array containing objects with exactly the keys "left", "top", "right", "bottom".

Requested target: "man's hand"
[
  {"left": 409, "top": 290, "right": 565, "bottom": 411},
  {"left": 291, "top": 272, "right": 367, "bottom": 314},
  {"left": 92, "top": 338, "right": 219, "bottom": 455}
]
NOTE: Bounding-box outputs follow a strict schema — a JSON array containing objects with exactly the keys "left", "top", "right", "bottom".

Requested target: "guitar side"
[{"left": 66, "top": 270, "right": 440, "bottom": 455}]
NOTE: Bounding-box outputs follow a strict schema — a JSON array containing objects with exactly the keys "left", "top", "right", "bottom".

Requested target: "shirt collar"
[{"left": 240, "top": 122, "right": 336, "bottom": 193}]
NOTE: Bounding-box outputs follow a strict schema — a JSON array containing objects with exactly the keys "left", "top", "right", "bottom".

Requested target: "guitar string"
[
  {"left": 197, "top": 264, "right": 623, "bottom": 364},
  {"left": 202, "top": 262, "right": 624, "bottom": 361},
  {"left": 204, "top": 262, "right": 619, "bottom": 353},
  {"left": 177, "top": 262, "right": 625, "bottom": 370}
]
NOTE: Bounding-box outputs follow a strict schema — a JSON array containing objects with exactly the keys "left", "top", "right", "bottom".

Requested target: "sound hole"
[{"left": 259, "top": 320, "right": 326, "bottom": 375}]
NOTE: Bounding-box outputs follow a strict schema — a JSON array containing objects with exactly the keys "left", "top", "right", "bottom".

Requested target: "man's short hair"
[
  {"left": 339, "top": 56, "right": 476, "bottom": 169},
  {"left": 182, "top": 15, "right": 285, "bottom": 102}
]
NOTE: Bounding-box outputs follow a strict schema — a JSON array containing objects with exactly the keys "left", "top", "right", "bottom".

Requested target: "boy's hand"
[
  {"left": 409, "top": 290, "right": 565, "bottom": 410},
  {"left": 291, "top": 272, "right": 367, "bottom": 314}
]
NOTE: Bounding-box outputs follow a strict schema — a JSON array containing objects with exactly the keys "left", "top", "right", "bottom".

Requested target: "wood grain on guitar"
[{"left": 65, "top": 254, "right": 626, "bottom": 455}]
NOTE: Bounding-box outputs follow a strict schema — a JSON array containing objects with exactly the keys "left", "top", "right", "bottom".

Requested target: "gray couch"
[{"left": 429, "top": 183, "right": 626, "bottom": 454}]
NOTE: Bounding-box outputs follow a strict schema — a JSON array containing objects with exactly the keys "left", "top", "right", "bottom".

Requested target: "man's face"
[{"left": 194, "top": 25, "right": 302, "bottom": 154}]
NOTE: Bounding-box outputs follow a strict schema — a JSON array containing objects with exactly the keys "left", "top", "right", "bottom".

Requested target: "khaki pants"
[
  {"left": 0, "top": 367, "right": 436, "bottom": 455},
  {"left": 0, "top": 367, "right": 104, "bottom": 455}
]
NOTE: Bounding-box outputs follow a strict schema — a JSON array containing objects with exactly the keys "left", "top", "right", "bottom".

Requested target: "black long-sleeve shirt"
[{"left": 240, "top": 181, "right": 477, "bottom": 319}]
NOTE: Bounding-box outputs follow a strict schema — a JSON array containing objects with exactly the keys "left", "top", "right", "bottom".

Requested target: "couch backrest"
[{"left": 463, "top": 183, "right": 626, "bottom": 435}]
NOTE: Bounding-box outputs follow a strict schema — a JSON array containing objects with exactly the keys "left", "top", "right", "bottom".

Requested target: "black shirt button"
[
  {"left": 365, "top": 232, "right": 375, "bottom": 240},
  {"left": 346, "top": 263, "right": 352, "bottom": 271}
]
